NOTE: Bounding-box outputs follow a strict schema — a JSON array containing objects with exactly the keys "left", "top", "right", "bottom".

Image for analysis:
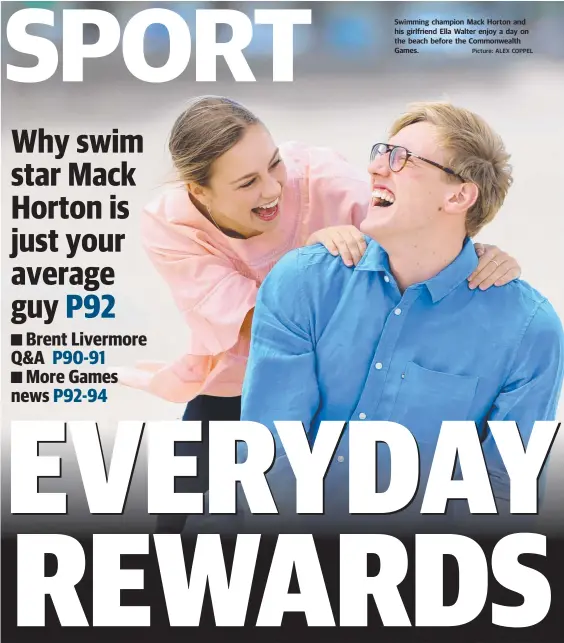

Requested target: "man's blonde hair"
[{"left": 389, "top": 102, "right": 513, "bottom": 237}]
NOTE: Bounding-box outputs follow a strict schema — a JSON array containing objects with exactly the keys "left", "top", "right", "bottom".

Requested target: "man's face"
[{"left": 360, "top": 121, "right": 460, "bottom": 244}]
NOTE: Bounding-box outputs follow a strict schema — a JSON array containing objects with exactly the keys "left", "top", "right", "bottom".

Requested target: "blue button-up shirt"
[{"left": 240, "top": 238, "right": 563, "bottom": 523}]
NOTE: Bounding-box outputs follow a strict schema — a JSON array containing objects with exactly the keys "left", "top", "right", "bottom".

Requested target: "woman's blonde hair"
[
  {"left": 390, "top": 102, "right": 513, "bottom": 236},
  {"left": 169, "top": 95, "right": 261, "bottom": 186}
]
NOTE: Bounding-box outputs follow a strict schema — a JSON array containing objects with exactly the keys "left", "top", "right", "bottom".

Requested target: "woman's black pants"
[{"left": 154, "top": 394, "right": 242, "bottom": 534}]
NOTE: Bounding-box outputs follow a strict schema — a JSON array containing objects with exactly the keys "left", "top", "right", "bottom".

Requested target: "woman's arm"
[
  {"left": 116, "top": 194, "right": 262, "bottom": 402},
  {"left": 142, "top": 196, "right": 258, "bottom": 357}
]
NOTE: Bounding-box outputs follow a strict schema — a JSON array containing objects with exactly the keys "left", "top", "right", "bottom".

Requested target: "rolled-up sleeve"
[
  {"left": 482, "top": 299, "right": 564, "bottom": 506},
  {"left": 117, "top": 194, "right": 258, "bottom": 403},
  {"left": 241, "top": 249, "right": 320, "bottom": 456}
]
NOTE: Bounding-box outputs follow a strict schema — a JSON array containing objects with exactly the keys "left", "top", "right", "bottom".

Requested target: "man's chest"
[{"left": 312, "top": 288, "right": 513, "bottom": 436}]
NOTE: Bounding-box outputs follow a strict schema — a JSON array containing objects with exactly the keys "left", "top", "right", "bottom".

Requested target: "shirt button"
[
  {"left": 359, "top": 412, "right": 366, "bottom": 419},
  {"left": 384, "top": 275, "right": 390, "bottom": 283},
  {"left": 337, "top": 455, "right": 345, "bottom": 463},
  {"left": 394, "top": 308, "right": 402, "bottom": 316},
  {"left": 375, "top": 362, "right": 383, "bottom": 370}
]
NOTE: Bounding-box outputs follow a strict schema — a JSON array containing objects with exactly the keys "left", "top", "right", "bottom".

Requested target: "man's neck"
[{"left": 386, "top": 233, "right": 466, "bottom": 293}]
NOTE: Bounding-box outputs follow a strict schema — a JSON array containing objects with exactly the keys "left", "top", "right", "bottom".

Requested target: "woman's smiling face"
[{"left": 192, "top": 124, "right": 288, "bottom": 237}]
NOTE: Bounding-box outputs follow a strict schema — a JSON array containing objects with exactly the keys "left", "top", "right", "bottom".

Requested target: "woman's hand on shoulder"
[
  {"left": 469, "top": 243, "right": 522, "bottom": 290},
  {"left": 306, "top": 225, "right": 367, "bottom": 267}
]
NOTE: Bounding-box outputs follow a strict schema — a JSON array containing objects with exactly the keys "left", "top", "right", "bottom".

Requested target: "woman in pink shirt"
[{"left": 120, "top": 96, "right": 520, "bottom": 532}]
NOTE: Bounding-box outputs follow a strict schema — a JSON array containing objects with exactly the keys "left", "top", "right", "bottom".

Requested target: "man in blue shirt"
[{"left": 240, "top": 102, "right": 563, "bottom": 527}]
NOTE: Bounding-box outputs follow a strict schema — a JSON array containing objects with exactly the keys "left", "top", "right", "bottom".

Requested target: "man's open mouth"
[{"left": 372, "top": 188, "right": 395, "bottom": 208}]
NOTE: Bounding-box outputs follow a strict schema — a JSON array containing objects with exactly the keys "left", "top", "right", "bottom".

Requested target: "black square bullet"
[
  {"left": 11, "top": 334, "right": 23, "bottom": 346},
  {"left": 11, "top": 372, "right": 23, "bottom": 384}
]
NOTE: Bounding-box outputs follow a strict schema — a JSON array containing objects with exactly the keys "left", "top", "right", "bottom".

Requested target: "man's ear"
[{"left": 445, "top": 182, "right": 479, "bottom": 214}]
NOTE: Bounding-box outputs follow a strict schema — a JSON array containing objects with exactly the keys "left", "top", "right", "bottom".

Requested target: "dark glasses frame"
[{"left": 370, "top": 143, "right": 465, "bottom": 181}]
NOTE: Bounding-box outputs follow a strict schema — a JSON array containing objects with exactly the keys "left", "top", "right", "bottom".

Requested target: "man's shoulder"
[
  {"left": 271, "top": 237, "right": 379, "bottom": 285},
  {"left": 260, "top": 244, "right": 355, "bottom": 317},
  {"left": 272, "top": 243, "right": 352, "bottom": 278},
  {"left": 486, "top": 278, "right": 563, "bottom": 339}
]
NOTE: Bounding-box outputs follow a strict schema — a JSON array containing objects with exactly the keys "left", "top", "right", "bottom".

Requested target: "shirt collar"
[
  {"left": 357, "top": 237, "right": 478, "bottom": 303},
  {"left": 356, "top": 236, "right": 391, "bottom": 273}
]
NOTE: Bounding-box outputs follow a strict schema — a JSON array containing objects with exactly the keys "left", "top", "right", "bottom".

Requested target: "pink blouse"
[{"left": 118, "top": 141, "right": 370, "bottom": 402}]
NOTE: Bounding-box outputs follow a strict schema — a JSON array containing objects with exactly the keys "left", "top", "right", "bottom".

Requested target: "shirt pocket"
[{"left": 390, "top": 361, "right": 479, "bottom": 448}]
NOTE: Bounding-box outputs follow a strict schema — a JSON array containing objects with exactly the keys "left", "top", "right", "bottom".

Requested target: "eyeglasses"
[{"left": 370, "top": 143, "right": 465, "bottom": 181}]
